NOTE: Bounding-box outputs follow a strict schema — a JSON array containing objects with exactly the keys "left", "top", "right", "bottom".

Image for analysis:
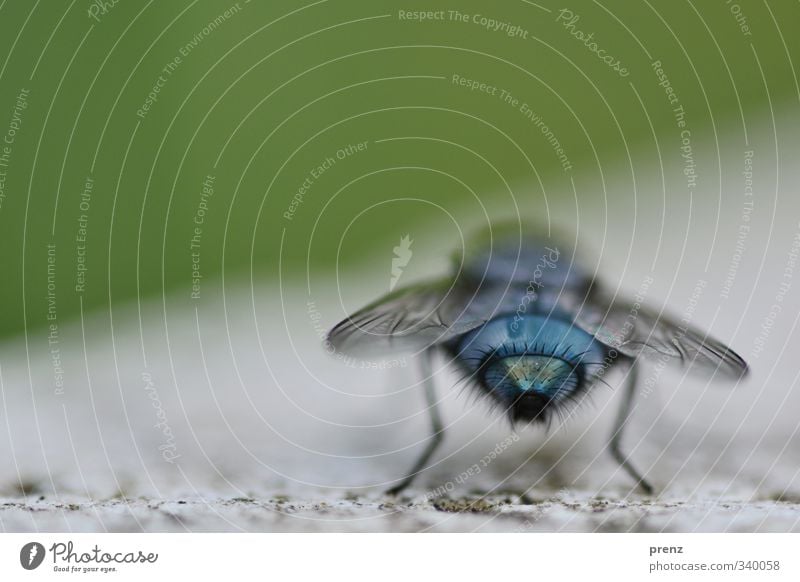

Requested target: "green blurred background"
[{"left": 0, "top": 0, "right": 797, "bottom": 340}]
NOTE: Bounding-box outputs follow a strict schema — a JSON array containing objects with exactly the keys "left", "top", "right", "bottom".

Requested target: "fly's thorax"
[{"left": 459, "top": 240, "right": 587, "bottom": 292}]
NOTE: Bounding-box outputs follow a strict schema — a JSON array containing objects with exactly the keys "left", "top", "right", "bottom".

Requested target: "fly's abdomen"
[{"left": 445, "top": 314, "right": 607, "bottom": 423}]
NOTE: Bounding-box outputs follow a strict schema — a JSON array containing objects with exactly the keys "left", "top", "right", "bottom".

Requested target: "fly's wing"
[
  {"left": 564, "top": 284, "right": 749, "bottom": 381},
  {"left": 326, "top": 278, "right": 488, "bottom": 356}
]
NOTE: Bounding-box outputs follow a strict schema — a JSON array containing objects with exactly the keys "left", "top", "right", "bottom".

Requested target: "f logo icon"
[{"left": 20, "top": 542, "right": 45, "bottom": 570}]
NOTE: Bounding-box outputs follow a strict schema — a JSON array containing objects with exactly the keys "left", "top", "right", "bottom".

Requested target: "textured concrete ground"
[{"left": 3, "top": 492, "right": 800, "bottom": 532}]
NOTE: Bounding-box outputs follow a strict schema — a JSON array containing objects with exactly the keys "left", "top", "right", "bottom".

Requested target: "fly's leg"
[
  {"left": 608, "top": 363, "right": 654, "bottom": 495},
  {"left": 386, "top": 349, "right": 444, "bottom": 496}
]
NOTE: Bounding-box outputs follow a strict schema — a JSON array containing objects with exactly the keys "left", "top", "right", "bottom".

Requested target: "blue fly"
[{"left": 327, "top": 224, "right": 748, "bottom": 495}]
